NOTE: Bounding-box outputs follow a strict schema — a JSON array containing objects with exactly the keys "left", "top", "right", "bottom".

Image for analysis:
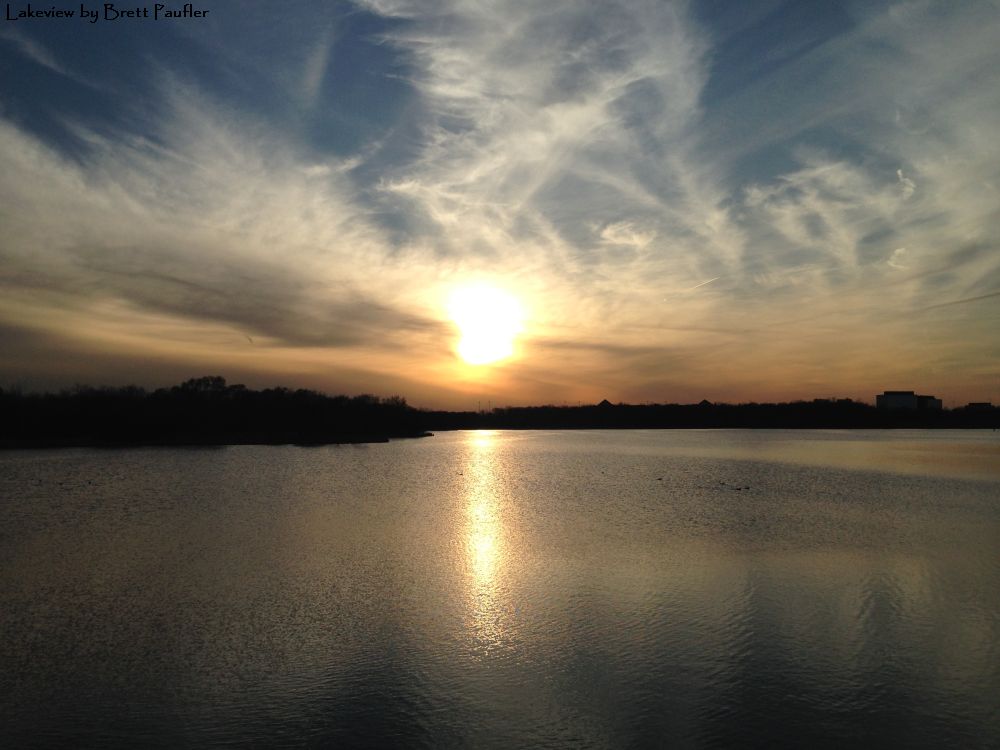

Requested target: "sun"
[{"left": 447, "top": 284, "right": 524, "bottom": 365}]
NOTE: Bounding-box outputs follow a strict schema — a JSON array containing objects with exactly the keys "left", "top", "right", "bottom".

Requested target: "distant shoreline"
[
  {"left": 0, "top": 432, "right": 435, "bottom": 450},
  {"left": 2, "top": 377, "right": 996, "bottom": 449},
  {"left": 4, "top": 426, "right": 999, "bottom": 451},
  {"left": 421, "top": 404, "right": 998, "bottom": 432}
]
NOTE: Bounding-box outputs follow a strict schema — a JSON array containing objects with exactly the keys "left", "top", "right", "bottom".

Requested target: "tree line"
[
  {"left": 424, "top": 399, "right": 998, "bottom": 430},
  {"left": 0, "top": 376, "right": 428, "bottom": 447},
  {"left": 1, "top": 379, "right": 996, "bottom": 447}
]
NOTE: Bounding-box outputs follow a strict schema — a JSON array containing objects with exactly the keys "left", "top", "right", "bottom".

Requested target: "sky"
[{"left": 1, "top": 0, "right": 998, "bottom": 408}]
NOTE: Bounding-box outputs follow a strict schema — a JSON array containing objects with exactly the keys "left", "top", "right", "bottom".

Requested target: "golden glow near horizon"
[{"left": 447, "top": 284, "right": 524, "bottom": 366}]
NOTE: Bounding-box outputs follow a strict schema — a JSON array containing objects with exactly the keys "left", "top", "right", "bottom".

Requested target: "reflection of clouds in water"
[{"left": 464, "top": 431, "right": 509, "bottom": 654}]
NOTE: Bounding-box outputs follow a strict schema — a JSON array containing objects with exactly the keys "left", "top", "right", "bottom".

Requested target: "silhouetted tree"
[{"left": 0, "top": 378, "right": 431, "bottom": 447}]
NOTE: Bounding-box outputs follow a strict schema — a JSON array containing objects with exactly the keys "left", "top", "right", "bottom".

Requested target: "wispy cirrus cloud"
[
  {"left": 357, "top": 0, "right": 732, "bottom": 331},
  {"left": 0, "top": 27, "right": 105, "bottom": 89},
  {"left": 0, "top": 73, "right": 444, "bottom": 356},
  {"left": 0, "top": 0, "right": 997, "bottom": 405},
  {"left": 351, "top": 0, "right": 1000, "bottom": 402}
]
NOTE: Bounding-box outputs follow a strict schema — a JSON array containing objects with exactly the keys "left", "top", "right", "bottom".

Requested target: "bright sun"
[{"left": 447, "top": 284, "right": 524, "bottom": 365}]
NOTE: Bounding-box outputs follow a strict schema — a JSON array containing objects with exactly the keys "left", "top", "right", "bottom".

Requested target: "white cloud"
[
  {"left": 598, "top": 221, "right": 656, "bottom": 250},
  {"left": 888, "top": 247, "right": 908, "bottom": 270},
  {"left": 896, "top": 169, "right": 916, "bottom": 199}
]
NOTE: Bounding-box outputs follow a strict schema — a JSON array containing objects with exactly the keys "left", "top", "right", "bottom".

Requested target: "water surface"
[{"left": 1, "top": 430, "right": 998, "bottom": 747}]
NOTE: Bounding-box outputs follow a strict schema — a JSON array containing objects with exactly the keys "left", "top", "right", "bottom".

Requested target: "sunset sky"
[{"left": 1, "top": 0, "right": 998, "bottom": 408}]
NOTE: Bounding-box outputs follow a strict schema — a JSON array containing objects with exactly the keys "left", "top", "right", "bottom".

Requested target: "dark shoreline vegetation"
[
  {"left": 0, "top": 377, "right": 429, "bottom": 449},
  {"left": 1, "top": 376, "right": 997, "bottom": 448}
]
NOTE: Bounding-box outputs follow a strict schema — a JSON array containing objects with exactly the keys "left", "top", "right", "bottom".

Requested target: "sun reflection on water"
[{"left": 463, "top": 431, "right": 510, "bottom": 654}]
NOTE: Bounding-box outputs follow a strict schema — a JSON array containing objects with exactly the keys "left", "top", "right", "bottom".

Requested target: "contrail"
[
  {"left": 682, "top": 277, "right": 720, "bottom": 292},
  {"left": 917, "top": 290, "right": 1000, "bottom": 312}
]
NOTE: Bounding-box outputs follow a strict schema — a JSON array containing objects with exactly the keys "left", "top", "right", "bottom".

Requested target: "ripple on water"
[{"left": 1, "top": 431, "right": 998, "bottom": 747}]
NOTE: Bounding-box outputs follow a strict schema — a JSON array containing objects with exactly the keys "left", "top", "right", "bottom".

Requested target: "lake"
[{"left": 1, "top": 430, "right": 998, "bottom": 748}]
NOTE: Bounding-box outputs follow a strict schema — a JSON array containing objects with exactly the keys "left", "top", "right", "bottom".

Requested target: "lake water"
[{"left": 1, "top": 430, "right": 998, "bottom": 748}]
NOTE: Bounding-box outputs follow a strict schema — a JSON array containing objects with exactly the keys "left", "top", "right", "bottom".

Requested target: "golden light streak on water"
[{"left": 463, "top": 431, "right": 509, "bottom": 654}]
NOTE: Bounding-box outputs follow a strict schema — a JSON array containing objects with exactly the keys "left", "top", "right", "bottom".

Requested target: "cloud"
[
  {"left": 358, "top": 0, "right": 732, "bottom": 329},
  {"left": 896, "top": 169, "right": 916, "bottom": 199},
  {"left": 299, "top": 25, "right": 335, "bottom": 108},
  {"left": 1, "top": 0, "right": 998, "bottom": 404},
  {"left": 0, "top": 28, "right": 102, "bottom": 89},
  {"left": 359, "top": 0, "right": 998, "bottom": 335},
  {"left": 0, "top": 75, "right": 444, "bottom": 355},
  {"left": 598, "top": 221, "right": 657, "bottom": 250}
]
